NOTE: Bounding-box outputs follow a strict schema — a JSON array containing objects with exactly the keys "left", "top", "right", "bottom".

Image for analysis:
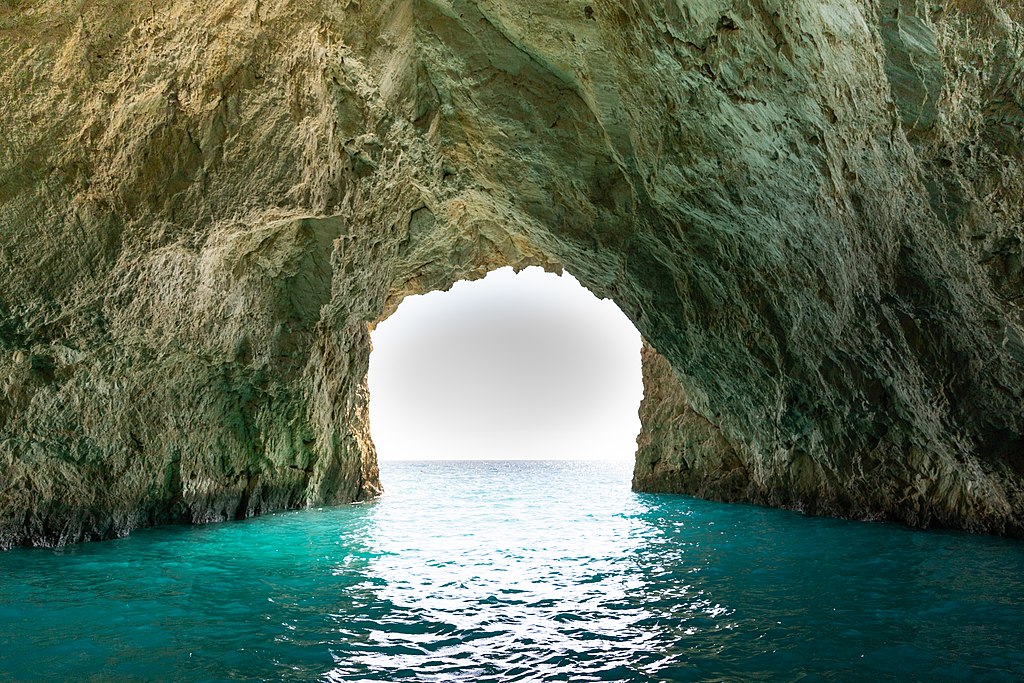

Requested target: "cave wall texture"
[{"left": 1, "top": 0, "right": 1023, "bottom": 548}]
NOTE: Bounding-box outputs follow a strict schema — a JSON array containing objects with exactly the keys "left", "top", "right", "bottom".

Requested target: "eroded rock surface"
[{"left": 1, "top": 0, "right": 1022, "bottom": 547}]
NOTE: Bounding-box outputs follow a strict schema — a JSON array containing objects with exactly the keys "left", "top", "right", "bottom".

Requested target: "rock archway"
[{"left": 1, "top": 0, "right": 1023, "bottom": 548}]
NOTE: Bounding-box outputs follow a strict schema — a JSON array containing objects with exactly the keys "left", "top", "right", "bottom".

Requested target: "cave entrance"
[{"left": 367, "top": 267, "right": 643, "bottom": 462}]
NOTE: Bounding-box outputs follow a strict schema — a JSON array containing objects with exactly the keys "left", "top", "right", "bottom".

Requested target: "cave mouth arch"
[{"left": 366, "top": 266, "right": 644, "bottom": 463}]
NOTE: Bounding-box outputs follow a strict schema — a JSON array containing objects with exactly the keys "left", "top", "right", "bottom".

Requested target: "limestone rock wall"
[
  {"left": 634, "top": 0, "right": 1024, "bottom": 535},
  {"left": 1, "top": 0, "right": 1022, "bottom": 547},
  {"left": 634, "top": 338, "right": 1021, "bottom": 532}
]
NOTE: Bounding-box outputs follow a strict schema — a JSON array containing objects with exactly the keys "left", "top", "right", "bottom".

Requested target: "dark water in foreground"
[{"left": 1, "top": 460, "right": 1023, "bottom": 682}]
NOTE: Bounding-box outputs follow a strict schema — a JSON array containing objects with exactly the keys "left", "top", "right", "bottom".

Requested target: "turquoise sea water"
[{"left": 1, "top": 459, "right": 1023, "bottom": 682}]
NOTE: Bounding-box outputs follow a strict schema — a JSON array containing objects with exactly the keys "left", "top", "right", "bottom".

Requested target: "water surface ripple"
[{"left": 2, "top": 460, "right": 1023, "bottom": 681}]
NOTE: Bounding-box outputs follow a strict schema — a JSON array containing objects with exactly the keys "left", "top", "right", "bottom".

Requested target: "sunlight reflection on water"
[{"left": 1, "top": 460, "right": 1023, "bottom": 682}]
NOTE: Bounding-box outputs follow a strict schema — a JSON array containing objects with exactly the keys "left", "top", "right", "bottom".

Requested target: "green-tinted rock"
[{"left": 1, "top": 0, "right": 1022, "bottom": 547}]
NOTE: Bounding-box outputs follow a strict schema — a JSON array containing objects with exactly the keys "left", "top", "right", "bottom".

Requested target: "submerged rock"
[{"left": 0, "top": 0, "right": 1022, "bottom": 547}]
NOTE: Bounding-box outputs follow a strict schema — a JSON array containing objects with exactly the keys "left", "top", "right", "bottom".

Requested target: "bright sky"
[{"left": 367, "top": 267, "right": 643, "bottom": 461}]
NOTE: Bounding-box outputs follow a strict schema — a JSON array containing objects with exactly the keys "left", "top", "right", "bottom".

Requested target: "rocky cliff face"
[
  {"left": 634, "top": 1, "right": 1024, "bottom": 535},
  {"left": 1, "top": 0, "right": 1022, "bottom": 548}
]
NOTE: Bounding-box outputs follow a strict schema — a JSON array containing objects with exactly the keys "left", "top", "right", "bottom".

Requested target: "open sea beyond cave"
[{"left": 2, "top": 460, "right": 1023, "bottom": 682}]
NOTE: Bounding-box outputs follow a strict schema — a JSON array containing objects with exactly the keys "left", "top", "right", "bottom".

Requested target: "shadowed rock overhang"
[{"left": 1, "top": 0, "right": 1023, "bottom": 548}]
